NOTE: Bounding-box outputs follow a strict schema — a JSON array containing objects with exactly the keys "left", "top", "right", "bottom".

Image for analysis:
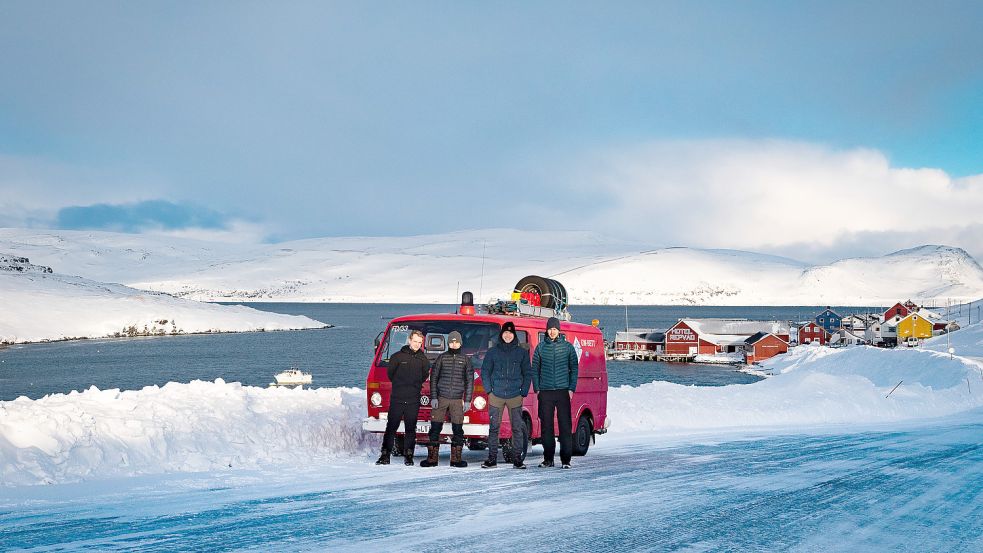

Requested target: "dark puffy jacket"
[
  {"left": 387, "top": 345, "right": 430, "bottom": 403},
  {"left": 532, "top": 336, "right": 579, "bottom": 393},
  {"left": 481, "top": 340, "right": 531, "bottom": 399},
  {"left": 431, "top": 349, "right": 474, "bottom": 404}
]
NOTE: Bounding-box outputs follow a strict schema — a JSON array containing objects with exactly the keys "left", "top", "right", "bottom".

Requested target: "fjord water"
[{"left": 0, "top": 303, "right": 879, "bottom": 401}]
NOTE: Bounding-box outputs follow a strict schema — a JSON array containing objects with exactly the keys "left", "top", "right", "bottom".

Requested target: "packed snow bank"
[
  {"left": 4, "top": 342, "right": 983, "bottom": 487},
  {"left": 608, "top": 343, "right": 983, "bottom": 433},
  {"left": 922, "top": 321, "right": 983, "bottom": 357},
  {"left": 0, "top": 380, "right": 372, "bottom": 486},
  {"left": 0, "top": 258, "right": 327, "bottom": 344}
]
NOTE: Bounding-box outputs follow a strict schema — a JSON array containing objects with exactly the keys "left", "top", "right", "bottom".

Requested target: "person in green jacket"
[{"left": 531, "top": 316, "right": 579, "bottom": 469}]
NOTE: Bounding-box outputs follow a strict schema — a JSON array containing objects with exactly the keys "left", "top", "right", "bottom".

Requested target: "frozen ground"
[
  {"left": 3, "top": 324, "right": 983, "bottom": 550},
  {"left": 2, "top": 410, "right": 981, "bottom": 552}
]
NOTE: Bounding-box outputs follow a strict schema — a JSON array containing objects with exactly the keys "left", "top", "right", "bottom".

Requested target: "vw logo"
[{"left": 420, "top": 396, "right": 430, "bottom": 406}]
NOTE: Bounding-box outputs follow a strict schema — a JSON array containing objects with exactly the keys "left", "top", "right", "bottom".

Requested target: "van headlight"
[
  {"left": 473, "top": 396, "right": 487, "bottom": 410},
  {"left": 370, "top": 392, "right": 382, "bottom": 407}
]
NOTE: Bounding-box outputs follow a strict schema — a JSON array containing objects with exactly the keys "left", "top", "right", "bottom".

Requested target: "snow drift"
[
  {"left": 0, "top": 255, "right": 327, "bottom": 344},
  {"left": 3, "top": 328, "right": 983, "bottom": 487},
  {"left": 0, "top": 381, "right": 372, "bottom": 486}
]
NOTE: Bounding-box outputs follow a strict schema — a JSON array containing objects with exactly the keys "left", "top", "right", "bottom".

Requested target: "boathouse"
[
  {"left": 613, "top": 329, "right": 665, "bottom": 352},
  {"left": 665, "top": 319, "right": 791, "bottom": 356},
  {"left": 743, "top": 332, "right": 789, "bottom": 364}
]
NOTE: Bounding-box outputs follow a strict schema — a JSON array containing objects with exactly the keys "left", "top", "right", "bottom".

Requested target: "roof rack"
[{"left": 482, "top": 299, "right": 572, "bottom": 321}]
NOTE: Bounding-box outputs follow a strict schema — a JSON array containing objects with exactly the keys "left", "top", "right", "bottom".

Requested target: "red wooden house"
[
  {"left": 797, "top": 322, "right": 831, "bottom": 345},
  {"left": 744, "top": 332, "right": 789, "bottom": 364}
]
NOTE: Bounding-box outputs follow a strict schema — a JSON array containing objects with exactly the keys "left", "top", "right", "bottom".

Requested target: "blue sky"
[{"left": 1, "top": 2, "right": 982, "bottom": 261}]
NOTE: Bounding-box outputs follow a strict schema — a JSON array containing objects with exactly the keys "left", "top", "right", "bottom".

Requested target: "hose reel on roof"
[{"left": 513, "top": 275, "right": 568, "bottom": 310}]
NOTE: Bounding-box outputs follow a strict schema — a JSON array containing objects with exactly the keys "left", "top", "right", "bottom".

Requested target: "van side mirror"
[{"left": 374, "top": 331, "right": 384, "bottom": 350}]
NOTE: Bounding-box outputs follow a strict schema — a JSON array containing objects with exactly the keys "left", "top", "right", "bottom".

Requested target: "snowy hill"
[
  {"left": 2, "top": 228, "right": 982, "bottom": 305},
  {"left": 2, "top": 335, "right": 982, "bottom": 486},
  {"left": 0, "top": 255, "right": 327, "bottom": 344}
]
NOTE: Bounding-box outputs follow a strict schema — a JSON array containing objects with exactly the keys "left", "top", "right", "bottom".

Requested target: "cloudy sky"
[{"left": 1, "top": 2, "right": 982, "bottom": 262}]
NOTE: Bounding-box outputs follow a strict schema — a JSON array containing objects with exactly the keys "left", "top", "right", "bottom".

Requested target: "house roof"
[
  {"left": 678, "top": 318, "right": 790, "bottom": 337},
  {"left": 745, "top": 332, "right": 786, "bottom": 345},
  {"left": 615, "top": 329, "right": 666, "bottom": 343}
]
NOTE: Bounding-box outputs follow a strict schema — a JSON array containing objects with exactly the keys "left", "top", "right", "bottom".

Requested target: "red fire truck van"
[{"left": 362, "top": 278, "right": 609, "bottom": 462}]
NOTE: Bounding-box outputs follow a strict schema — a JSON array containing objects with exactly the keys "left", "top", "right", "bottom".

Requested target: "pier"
[{"left": 608, "top": 350, "right": 695, "bottom": 362}]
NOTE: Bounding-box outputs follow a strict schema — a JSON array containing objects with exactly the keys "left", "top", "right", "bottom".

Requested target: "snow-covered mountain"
[
  {"left": 0, "top": 254, "right": 327, "bottom": 344},
  {"left": 1, "top": 228, "right": 982, "bottom": 306}
]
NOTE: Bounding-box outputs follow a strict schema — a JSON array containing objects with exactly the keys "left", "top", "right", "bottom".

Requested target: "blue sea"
[{"left": 0, "top": 303, "right": 881, "bottom": 401}]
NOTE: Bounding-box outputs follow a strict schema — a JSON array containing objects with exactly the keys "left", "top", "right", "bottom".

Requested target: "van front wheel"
[{"left": 572, "top": 415, "right": 592, "bottom": 456}]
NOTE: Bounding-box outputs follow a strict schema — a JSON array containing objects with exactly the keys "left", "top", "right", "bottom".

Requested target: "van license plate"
[{"left": 416, "top": 422, "right": 431, "bottom": 434}]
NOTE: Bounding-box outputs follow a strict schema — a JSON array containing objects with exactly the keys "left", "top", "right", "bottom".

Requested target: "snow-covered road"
[{"left": 4, "top": 410, "right": 981, "bottom": 552}]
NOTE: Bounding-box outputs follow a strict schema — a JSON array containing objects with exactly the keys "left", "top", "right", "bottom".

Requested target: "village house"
[
  {"left": 829, "top": 327, "right": 866, "bottom": 346},
  {"left": 896, "top": 311, "right": 934, "bottom": 342},
  {"left": 882, "top": 300, "right": 919, "bottom": 321},
  {"left": 815, "top": 307, "right": 842, "bottom": 333},
  {"left": 797, "top": 322, "right": 831, "bottom": 345}
]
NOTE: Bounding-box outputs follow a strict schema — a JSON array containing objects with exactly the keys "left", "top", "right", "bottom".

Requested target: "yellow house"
[{"left": 896, "top": 312, "right": 933, "bottom": 340}]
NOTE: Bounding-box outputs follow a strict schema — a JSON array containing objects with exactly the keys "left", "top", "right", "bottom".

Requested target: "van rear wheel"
[{"left": 572, "top": 415, "right": 591, "bottom": 456}]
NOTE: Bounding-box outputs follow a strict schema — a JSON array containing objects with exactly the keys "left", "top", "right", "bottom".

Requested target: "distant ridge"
[{"left": 1, "top": 228, "right": 982, "bottom": 306}]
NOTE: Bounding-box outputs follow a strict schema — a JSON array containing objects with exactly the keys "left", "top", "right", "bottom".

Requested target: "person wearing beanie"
[
  {"left": 479, "top": 320, "right": 532, "bottom": 469},
  {"left": 532, "top": 316, "right": 579, "bottom": 469},
  {"left": 420, "top": 330, "right": 474, "bottom": 468}
]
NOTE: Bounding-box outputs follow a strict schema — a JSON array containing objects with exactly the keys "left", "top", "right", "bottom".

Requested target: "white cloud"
[
  {"left": 145, "top": 220, "right": 268, "bottom": 244},
  {"left": 571, "top": 140, "right": 983, "bottom": 261}
]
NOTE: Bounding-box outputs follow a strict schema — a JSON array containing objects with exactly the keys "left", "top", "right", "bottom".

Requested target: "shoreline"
[{"left": 0, "top": 324, "right": 333, "bottom": 348}]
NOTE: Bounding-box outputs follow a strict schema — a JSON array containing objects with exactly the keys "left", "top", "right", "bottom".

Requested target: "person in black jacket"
[
  {"left": 420, "top": 330, "right": 474, "bottom": 468},
  {"left": 480, "top": 321, "right": 532, "bottom": 469},
  {"left": 532, "top": 316, "right": 579, "bottom": 469},
  {"left": 376, "top": 329, "right": 430, "bottom": 466}
]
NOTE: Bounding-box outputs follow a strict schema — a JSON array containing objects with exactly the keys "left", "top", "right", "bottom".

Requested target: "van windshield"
[{"left": 380, "top": 320, "right": 528, "bottom": 369}]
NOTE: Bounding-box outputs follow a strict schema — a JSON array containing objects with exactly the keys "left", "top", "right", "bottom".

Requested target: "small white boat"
[{"left": 273, "top": 368, "right": 313, "bottom": 386}]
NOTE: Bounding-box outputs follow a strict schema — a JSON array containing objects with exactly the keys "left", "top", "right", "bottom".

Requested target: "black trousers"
[
  {"left": 538, "top": 389, "right": 573, "bottom": 464},
  {"left": 382, "top": 400, "right": 419, "bottom": 455}
]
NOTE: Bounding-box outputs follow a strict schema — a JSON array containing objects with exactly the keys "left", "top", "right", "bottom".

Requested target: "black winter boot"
[
  {"left": 450, "top": 445, "right": 468, "bottom": 468},
  {"left": 375, "top": 449, "right": 391, "bottom": 465},
  {"left": 420, "top": 444, "right": 440, "bottom": 467},
  {"left": 404, "top": 454, "right": 414, "bottom": 466}
]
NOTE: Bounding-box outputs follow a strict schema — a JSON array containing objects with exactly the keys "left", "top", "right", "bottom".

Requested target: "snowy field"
[
  {"left": 3, "top": 228, "right": 982, "bottom": 305},
  {"left": 0, "top": 255, "right": 327, "bottom": 344},
  {"left": 2, "top": 324, "right": 983, "bottom": 549}
]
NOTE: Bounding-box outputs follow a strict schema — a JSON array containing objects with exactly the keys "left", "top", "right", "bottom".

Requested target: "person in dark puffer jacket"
[
  {"left": 376, "top": 329, "right": 430, "bottom": 466},
  {"left": 480, "top": 321, "right": 532, "bottom": 469},
  {"left": 420, "top": 330, "right": 474, "bottom": 468},
  {"left": 532, "top": 316, "right": 579, "bottom": 469}
]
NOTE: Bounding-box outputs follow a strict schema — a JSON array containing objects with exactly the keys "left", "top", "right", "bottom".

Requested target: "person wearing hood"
[
  {"left": 420, "top": 330, "right": 473, "bottom": 468},
  {"left": 376, "top": 329, "right": 430, "bottom": 466},
  {"left": 479, "top": 321, "right": 532, "bottom": 469},
  {"left": 532, "top": 316, "right": 579, "bottom": 469}
]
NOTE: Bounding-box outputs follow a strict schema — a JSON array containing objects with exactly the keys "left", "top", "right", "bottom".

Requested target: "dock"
[{"left": 608, "top": 350, "right": 695, "bottom": 362}]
